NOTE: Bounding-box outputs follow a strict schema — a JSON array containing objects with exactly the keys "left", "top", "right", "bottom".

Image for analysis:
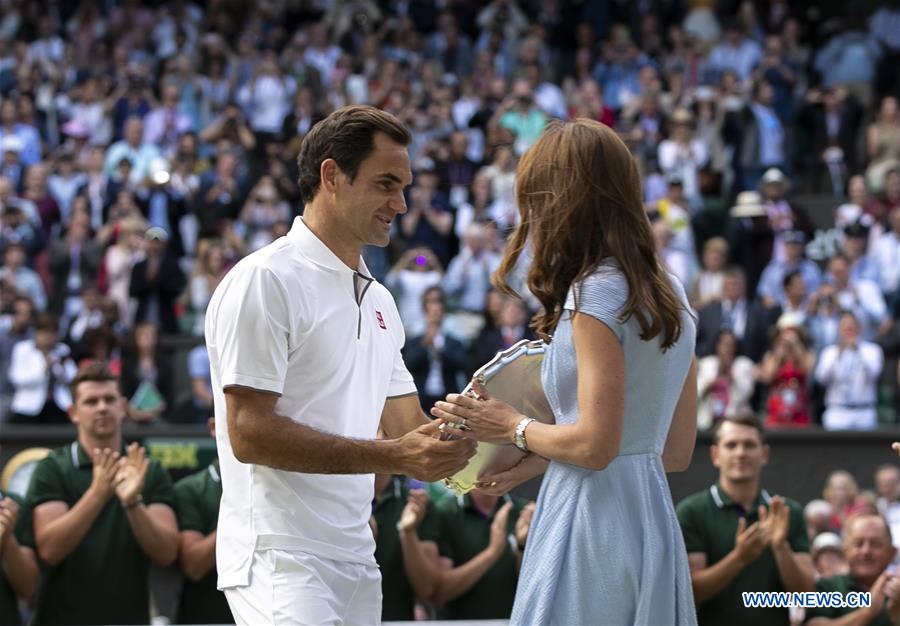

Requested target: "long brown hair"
[{"left": 494, "top": 118, "right": 684, "bottom": 349}]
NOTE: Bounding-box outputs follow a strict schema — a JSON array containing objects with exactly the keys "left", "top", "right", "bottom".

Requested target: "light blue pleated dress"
[{"left": 511, "top": 260, "right": 698, "bottom": 626}]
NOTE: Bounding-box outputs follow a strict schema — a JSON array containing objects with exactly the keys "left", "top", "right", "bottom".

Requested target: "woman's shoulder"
[{"left": 572, "top": 259, "right": 628, "bottom": 303}]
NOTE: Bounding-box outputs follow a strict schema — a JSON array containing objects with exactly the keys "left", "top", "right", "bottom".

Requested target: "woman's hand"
[
  {"left": 475, "top": 453, "right": 549, "bottom": 496},
  {"left": 431, "top": 380, "right": 522, "bottom": 445}
]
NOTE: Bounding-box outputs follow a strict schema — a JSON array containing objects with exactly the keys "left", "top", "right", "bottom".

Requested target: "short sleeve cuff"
[{"left": 222, "top": 372, "right": 284, "bottom": 396}]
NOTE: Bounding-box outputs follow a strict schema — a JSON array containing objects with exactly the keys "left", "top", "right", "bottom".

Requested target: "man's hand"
[
  {"left": 734, "top": 516, "right": 769, "bottom": 566},
  {"left": 866, "top": 571, "right": 891, "bottom": 621},
  {"left": 89, "top": 448, "right": 122, "bottom": 502},
  {"left": 487, "top": 501, "right": 513, "bottom": 558},
  {"left": 514, "top": 502, "right": 535, "bottom": 550},
  {"left": 395, "top": 420, "right": 477, "bottom": 483},
  {"left": 398, "top": 489, "right": 430, "bottom": 532},
  {"left": 883, "top": 574, "right": 900, "bottom": 621},
  {"left": 0, "top": 498, "right": 19, "bottom": 547},
  {"left": 760, "top": 496, "right": 791, "bottom": 548},
  {"left": 114, "top": 442, "right": 149, "bottom": 506}
]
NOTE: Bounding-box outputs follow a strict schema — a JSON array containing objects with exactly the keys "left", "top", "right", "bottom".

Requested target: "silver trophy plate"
[{"left": 443, "top": 339, "right": 554, "bottom": 495}]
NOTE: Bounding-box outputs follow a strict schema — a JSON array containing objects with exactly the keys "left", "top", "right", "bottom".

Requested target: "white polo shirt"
[{"left": 205, "top": 216, "right": 416, "bottom": 589}]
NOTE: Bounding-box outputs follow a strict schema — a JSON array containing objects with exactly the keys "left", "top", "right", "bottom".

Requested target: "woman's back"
[
  {"left": 511, "top": 259, "right": 698, "bottom": 626},
  {"left": 545, "top": 260, "right": 695, "bottom": 456}
]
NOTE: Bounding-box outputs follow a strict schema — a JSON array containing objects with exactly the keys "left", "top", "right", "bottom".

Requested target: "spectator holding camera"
[
  {"left": 815, "top": 311, "right": 884, "bottom": 430},
  {"left": 443, "top": 222, "right": 500, "bottom": 316},
  {"left": 9, "top": 313, "right": 76, "bottom": 424},
  {"left": 402, "top": 287, "right": 468, "bottom": 410},
  {"left": 103, "top": 116, "right": 161, "bottom": 186},
  {"left": 494, "top": 79, "right": 548, "bottom": 156},
  {"left": 758, "top": 322, "right": 815, "bottom": 427},
  {"left": 385, "top": 247, "right": 444, "bottom": 337},
  {"left": 697, "top": 329, "right": 756, "bottom": 430}
]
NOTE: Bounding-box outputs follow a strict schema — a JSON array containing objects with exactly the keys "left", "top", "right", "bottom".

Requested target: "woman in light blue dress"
[{"left": 433, "top": 119, "right": 699, "bottom": 625}]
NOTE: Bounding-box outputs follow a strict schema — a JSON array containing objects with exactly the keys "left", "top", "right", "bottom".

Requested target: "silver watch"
[{"left": 514, "top": 417, "right": 535, "bottom": 452}]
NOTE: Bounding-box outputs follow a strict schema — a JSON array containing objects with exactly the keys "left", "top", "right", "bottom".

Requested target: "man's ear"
[{"left": 320, "top": 159, "right": 339, "bottom": 194}]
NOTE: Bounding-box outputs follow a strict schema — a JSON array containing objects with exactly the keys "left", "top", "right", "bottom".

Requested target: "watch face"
[{"left": 444, "top": 340, "right": 554, "bottom": 495}]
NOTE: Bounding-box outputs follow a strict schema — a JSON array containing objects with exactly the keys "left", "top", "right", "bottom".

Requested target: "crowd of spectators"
[
  {"left": 0, "top": 0, "right": 899, "bottom": 430},
  {"left": 1, "top": 0, "right": 900, "bottom": 622}
]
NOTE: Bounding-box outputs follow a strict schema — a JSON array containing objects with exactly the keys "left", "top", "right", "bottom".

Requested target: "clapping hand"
[
  {"left": 0, "top": 498, "right": 19, "bottom": 547},
  {"left": 398, "top": 489, "right": 430, "bottom": 532},
  {"left": 515, "top": 502, "right": 535, "bottom": 550},
  {"left": 114, "top": 442, "right": 149, "bottom": 507},
  {"left": 760, "top": 496, "right": 791, "bottom": 548},
  {"left": 487, "top": 501, "right": 513, "bottom": 557}
]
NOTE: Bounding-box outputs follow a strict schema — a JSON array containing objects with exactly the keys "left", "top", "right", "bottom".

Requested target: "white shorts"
[{"left": 223, "top": 549, "right": 382, "bottom": 625}]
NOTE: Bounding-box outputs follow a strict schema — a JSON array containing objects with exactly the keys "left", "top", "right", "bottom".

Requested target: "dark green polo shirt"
[
  {"left": 26, "top": 441, "right": 176, "bottom": 626},
  {"left": 677, "top": 483, "right": 809, "bottom": 626},
  {"left": 372, "top": 476, "right": 439, "bottom": 621},
  {"left": 434, "top": 493, "right": 526, "bottom": 621},
  {"left": 0, "top": 491, "right": 33, "bottom": 626},
  {"left": 805, "top": 574, "right": 892, "bottom": 625},
  {"left": 173, "top": 460, "right": 233, "bottom": 625}
]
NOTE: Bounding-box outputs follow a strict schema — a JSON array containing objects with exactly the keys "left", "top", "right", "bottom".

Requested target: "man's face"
[
  {"left": 0, "top": 100, "right": 16, "bottom": 125},
  {"left": 829, "top": 258, "right": 850, "bottom": 287},
  {"left": 711, "top": 422, "right": 768, "bottom": 483},
  {"left": 4, "top": 246, "right": 23, "bottom": 268},
  {"left": 890, "top": 207, "right": 900, "bottom": 234},
  {"left": 785, "top": 241, "right": 803, "bottom": 262},
  {"left": 842, "top": 235, "right": 866, "bottom": 260},
  {"left": 69, "top": 380, "right": 125, "bottom": 440},
  {"left": 331, "top": 132, "right": 411, "bottom": 249},
  {"left": 815, "top": 550, "right": 848, "bottom": 578},
  {"left": 722, "top": 275, "right": 744, "bottom": 302},
  {"left": 875, "top": 467, "right": 900, "bottom": 501},
  {"left": 838, "top": 315, "right": 859, "bottom": 345},
  {"left": 424, "top": 300, "right": 444, "bottom": 325},
  {"left": 762, "top": 181, "right": 782, "bottom": 200},
  {"left": 124, "top": 119, "right": 143, "bottom": 145},
  {"left": 12, "top": 300, "right": 32, "bottom": 330},
  {"left": 844, "top": 518, "right": 896, "bottom": 585},
  {"left": 785, "top": 274, "right": 806, "bottom": 302},
  {"left": 35, "top": 328, "right": 55, "bottom": 352}
]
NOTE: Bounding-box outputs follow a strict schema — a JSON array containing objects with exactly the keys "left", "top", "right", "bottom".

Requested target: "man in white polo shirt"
[{"left": 205, "top": 105, "right": 476, "bottom": 625}]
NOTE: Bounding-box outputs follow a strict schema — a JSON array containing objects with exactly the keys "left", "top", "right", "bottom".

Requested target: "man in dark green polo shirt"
[
  {"left": 173, "top": 417, "right": 233, "bottom": 625},
  {"left": 372, "top": 474, "right": 439, "bottom": 620},
  {"left": 26, "top": 362, "right": 179, "bottom": 625},
  {"left": 398, "top": 487, "right": 533, "bottom": 620},
  {"left": 0, "top": 490, "right": 39, "bottom": 625},
  {"left": 677, "top": 415, "right": 814, "bottom": 626},
  {"left": 806, "top": 514, "right": 900, "bottom": 625}
]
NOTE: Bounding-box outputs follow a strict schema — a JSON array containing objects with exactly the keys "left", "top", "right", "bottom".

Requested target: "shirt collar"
[
  {"left": 208, "top": 459, "right": 220, "bottom": 483},
  {"left": 710, "top": 483, "right": 772, "bottom": 512},
  {"left": 459, "top": 493, "right": 513, "bottom": 517},
  {"left": 70, "top": 440, "right": 128, "bottom": 469},
  {"left": 286, "top": 216, "right": 372, "bottom": 278}
]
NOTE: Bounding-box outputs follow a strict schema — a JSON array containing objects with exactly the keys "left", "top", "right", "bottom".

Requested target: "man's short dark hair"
[
  {"left": 723, "top": 265, "right": 746, "bottom": 282},
  {"left": 70, "top": 362, "right": 119, "bottom": 403},
  {"left": 782, "top": 269, "right": 802, "bottom": 290},
  {"left": 34, "top": 313, "right": 58, "bottom": 333},
  {"left": 712, "top": 413, "right": 766, "bottom": 445},
  {"left": 296, "top": 105, "right": 411, "bottom": 205}
]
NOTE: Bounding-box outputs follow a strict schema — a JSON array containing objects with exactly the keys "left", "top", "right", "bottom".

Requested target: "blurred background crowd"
[
  {"left": 2, "top": 0, "right": 900, "bottom": 623},
  {"left": 1, "top": 0, "right": 899, "bottom": 430}
]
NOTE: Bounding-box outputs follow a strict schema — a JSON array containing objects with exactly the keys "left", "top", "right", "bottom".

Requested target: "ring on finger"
[{"left": 461, "top": 417, "right": 468, "bottom": 429}]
